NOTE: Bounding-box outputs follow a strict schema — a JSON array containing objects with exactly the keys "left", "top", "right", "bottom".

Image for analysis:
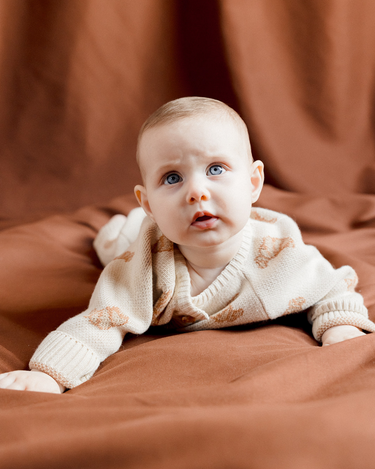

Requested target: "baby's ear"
[
  {"left": 250, "top": 160, "right": 264, "bottom": 203},
  {"left": 134, "top": 185, "right": 155, "bottom": 221}
]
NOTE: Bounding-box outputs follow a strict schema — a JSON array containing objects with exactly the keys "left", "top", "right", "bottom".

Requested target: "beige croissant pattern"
[
  {"left": 115, "top": 251, "right": 135, "bottom": 262},
  {"left": 151, "top": 235, "right": 174, "bottom": 253},
  {"left": 251, "top": 209, "right": 278, "bottom": 224},
  {"left": 85, "top": 306, "right": 129, "bottom": 330},
  {"left": 284, "top": 297, "right": 306, "bottom": 315},
  {"left": 152, "top": 290, "right": 173, "bottom": 325},
  {"left": 255, "top": 236, "right": 295, "bottom": 269},
  {"left": 212, "top": 304, "right": 244, "bottom": 324}
]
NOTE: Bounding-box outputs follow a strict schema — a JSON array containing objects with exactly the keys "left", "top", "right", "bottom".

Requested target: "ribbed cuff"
[
  {"left": 312, "top": 310, "right": 375, "bottom": 342},
  {"left": 29, "top": 331, "right": 100, "bottom": 389}
]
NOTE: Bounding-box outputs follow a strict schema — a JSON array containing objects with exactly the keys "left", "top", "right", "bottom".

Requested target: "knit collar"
[{"left": 173, "top": 219, "right": 252, "bottom": 309}]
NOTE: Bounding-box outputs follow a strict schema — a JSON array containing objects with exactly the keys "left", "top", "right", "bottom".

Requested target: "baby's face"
[{"left": 135, "top": 116, "right": 263, "bottom": 250}]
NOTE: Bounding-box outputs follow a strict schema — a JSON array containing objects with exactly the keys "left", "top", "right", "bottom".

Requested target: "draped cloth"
[{"left": 1, "top": 2, "right": 375, "bottom": 468}]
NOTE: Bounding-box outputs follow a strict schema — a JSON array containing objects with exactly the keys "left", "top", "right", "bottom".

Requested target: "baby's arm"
[
  {"left": 0, "top": 370, "right": 65, "bottom": 393},
  {"left": 93, "top": 208, "right": 146, "bottom": 266},
  {"left": 0, "top": 210, "right": 150, "bottom": 394},
  {"left": 321, "top": 325, "right": 366, "bottom": 346}
]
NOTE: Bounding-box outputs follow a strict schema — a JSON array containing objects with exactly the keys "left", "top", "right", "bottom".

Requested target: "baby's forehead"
[
  {"left": 137, "top": 112, "right": 251, "bottom": 174},
  {"left": 143, "top": 112, "right": 245, "bottom": 142}
]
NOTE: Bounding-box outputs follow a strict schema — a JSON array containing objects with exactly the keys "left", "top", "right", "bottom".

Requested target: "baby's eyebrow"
[
  {"left": 156, "top": 159, "right": 182, "bottom": 172},
  {"left": 156, "top": 165, "right": 179, "bottom": 177}
]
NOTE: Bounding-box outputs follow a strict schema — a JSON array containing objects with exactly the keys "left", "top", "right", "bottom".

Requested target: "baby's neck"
[{"left": 178, "top": 230, "right": 243, "bottom": 297}]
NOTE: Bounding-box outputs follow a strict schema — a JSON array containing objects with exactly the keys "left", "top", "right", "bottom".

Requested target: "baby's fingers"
[
  {"left": 0, "top": 372, "right": 27, "bottom": 391},
  {"left": 322, "top": 325, "right": 366, "bottom": 346},
  {"left": 0, "top": 370, "right": 65, "bottom": 393}
]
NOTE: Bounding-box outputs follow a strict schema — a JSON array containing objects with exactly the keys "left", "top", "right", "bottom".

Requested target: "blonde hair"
[{"left": 136, "top": 96, "right": 252, "bottom": 166}]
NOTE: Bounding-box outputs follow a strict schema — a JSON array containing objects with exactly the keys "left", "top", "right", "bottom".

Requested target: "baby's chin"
[{"left": 177, "top": 231, "right": 243, "bottom": 251}]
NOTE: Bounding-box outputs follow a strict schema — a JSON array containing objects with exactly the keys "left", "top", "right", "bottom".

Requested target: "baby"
[{"left": 1, "top": 96, "right": 374, "bottom": 394}]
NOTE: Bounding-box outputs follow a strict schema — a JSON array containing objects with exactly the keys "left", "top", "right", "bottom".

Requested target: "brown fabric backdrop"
[
  {"left": 1, "top": 1, "right": 375, "bottom": 468},
  {"left": 2, "top": 0, "right": 374, "bottom": 223}
]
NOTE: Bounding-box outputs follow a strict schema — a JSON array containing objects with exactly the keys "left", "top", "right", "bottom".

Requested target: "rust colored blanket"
[{"left": 1, "top": 2, "right": 375, "bottom": 468}]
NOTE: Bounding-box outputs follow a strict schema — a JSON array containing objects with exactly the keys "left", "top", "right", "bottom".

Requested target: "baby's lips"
[
  {"left": 192, "top": 211, "right": 215, "bottom": 223},
  {"left": 191, "top": 213, "right": 219, "bottom": 229}
]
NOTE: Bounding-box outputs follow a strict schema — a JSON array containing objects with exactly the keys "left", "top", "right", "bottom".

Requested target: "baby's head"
[
  {"left": 136, "top": 96, "right": 252, "bottom": 171},
  {"left": 134, "top": 97, "right": 264, "bottom": 250}
]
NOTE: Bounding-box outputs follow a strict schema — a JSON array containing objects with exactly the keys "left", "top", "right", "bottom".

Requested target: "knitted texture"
[
  {"left": 30, "top": 331, "right": 100, "bottom": 388},
  {"left": 30, "top": 208, "right": 375, "bottom": 387}
]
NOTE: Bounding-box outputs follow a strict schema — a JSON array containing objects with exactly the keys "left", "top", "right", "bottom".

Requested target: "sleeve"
[
  {"left": 250, "top": 210, "right": 375, "bottom": 342},
  {"left": 93, "top": 207, "right": 147, "bottom": 266},
  {"left": 308, "top": 279, "right": 375, "bottom": 341},
  {"left": 30, "top": 216, "right": 159, "bottom": 389}
]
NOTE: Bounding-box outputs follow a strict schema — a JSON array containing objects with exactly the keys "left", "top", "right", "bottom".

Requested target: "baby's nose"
[{"left": 186, "top": 179, "right": 210, "bottom": 204}]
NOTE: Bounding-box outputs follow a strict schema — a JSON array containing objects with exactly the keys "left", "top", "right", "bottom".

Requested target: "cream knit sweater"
[{"left": 30, "top": 207, "right": 375, "bottom": 388}]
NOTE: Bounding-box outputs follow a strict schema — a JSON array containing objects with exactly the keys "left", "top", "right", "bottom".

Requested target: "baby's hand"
[
  {"left": 0, "top": 370, "right": 65, "bottom": 394},
  {"left": 321, "top": 325, "right": 365, "bottom": 346}
]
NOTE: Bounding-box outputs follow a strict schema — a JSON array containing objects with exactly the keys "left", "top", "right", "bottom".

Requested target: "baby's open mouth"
[
  {"left": 191, "top": 212, "right": 218, "bottom": 229},
  {"left": 195, "top": 215, "right": 212, "bottom": 222}
]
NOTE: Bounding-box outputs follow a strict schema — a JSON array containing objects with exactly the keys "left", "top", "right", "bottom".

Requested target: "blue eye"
[
  {"left": 208, "top": 165, "right": 225, "bottom": 176},
  {"left": 164, "top": 173, "right": 182, "bottom": 185}
]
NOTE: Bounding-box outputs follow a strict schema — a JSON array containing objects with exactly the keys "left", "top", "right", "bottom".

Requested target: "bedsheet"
[
  {"left": 1, "top": 1, "right": 375, "bottom": 467},
  {"left": 1, "top": 187, "right": 375, "bottom": 469}
]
